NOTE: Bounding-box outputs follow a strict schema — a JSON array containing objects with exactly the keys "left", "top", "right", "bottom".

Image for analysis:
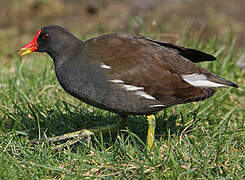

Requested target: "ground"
[{"left": 0, "top": 0, "right": 244, "bottom": 179}]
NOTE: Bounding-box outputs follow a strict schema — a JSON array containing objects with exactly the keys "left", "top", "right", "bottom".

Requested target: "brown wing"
[
  {"left": 83, "top": 34, "right": 216, "bottom": 107},
  {"left": 141, "top": 36, "right": 216, "bottom": 63}
]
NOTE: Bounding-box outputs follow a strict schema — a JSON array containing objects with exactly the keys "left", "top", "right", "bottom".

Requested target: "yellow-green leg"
[
  {"left": 146, "top": 115, "right": 156, "bottom": 151},
  {"left": 30, "top": 115, "right": 128, "bottom": 149}
]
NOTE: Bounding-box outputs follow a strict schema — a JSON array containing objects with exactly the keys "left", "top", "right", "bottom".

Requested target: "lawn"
[{"left": 0, "top": 28, "right": 244, "bottom": 179}]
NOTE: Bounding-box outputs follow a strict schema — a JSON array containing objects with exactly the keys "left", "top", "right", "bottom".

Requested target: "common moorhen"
[{"left": 19, "top": 25, "right": 238, "bottom": 150}]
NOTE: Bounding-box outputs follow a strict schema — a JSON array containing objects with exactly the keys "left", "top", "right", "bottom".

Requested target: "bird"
[{"left": 19, "top": 25, "right": 238, "bottom": 150}]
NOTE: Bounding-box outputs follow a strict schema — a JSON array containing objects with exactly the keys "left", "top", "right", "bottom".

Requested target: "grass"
[{"left": 0, "top": 29, "right": 244, "bottom": 179}]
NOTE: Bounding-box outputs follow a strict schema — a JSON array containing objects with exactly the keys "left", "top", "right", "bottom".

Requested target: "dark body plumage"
[
  {"left": 19, "top": 25, "right": 238, "bottom": 149},
  {"left": 31, "top": 25, "right": 237, "bottom": 116}
]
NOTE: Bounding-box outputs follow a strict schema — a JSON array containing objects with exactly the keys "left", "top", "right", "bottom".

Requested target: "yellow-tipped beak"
[{"left": 18, "top": 47, "right": 35, "bottom": 56}]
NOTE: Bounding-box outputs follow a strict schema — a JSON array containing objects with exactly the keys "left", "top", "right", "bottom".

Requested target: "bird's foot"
[
  {"left": 28, "top": 129, "right": 94, "bottom": 149},
  {"left": 28, "top": 116, "right": 128, "bottom": 149}
]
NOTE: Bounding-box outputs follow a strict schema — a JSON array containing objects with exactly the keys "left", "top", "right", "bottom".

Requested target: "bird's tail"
[{"left": 181, "top": 73, "right": 238, "bottom": 88}]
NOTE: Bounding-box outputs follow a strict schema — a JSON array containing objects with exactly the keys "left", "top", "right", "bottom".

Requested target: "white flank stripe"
[
  {"left": 136, "top": 91, "right": 156, "bottom": 100},
  {"left": 116, "top": 83, "right": 156, "bottom": 100},
  {"left": 123, "top": 84, "right": 144, "bottom": 91},
  {"left": 150, "top": 104, "right": 165, "bottom": 108},
  {"left": 181, "top": 73, "right": 227, "bottom": 87},
  {"left": 101, "top": 64, "right": 111, "bottom": 69},
  {"left": 109, "top": 79, "right": 124, "bottom": 83}
]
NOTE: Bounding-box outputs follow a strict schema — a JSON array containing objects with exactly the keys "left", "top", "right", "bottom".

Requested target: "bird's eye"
[{"left": 43, "top": 33, "right": 50, "bottom": 40}]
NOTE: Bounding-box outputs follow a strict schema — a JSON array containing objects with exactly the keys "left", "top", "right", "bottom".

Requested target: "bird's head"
[{"left": 19, "top": 25, "right": 80, "bottom": 57}]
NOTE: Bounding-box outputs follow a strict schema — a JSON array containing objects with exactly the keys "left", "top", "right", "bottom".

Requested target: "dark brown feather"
[
  {"left": 137, "top": 36, "right": 216, "bottom": 63},
  {"left": 83, "top": 34, "right": 219, "bottom": 107}
]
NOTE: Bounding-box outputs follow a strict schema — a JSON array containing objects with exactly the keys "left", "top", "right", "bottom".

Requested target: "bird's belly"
[
  {"left": 58, "top": 77, "right": 162, "bottom": 115},
  {"left": 63, "top": 84, "right": 162, "bottom": 115},
  {"left": 56, "top": 65, "right": 163, "bottom": 115}
]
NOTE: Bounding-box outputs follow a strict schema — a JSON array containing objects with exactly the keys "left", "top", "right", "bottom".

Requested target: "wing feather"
[{"left": 83, "top": 34, "right": 216, "bottom": 106}]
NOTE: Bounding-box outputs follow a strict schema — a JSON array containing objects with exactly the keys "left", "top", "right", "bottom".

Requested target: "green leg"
[
  {"left": 146, "top": 115, "right": 156, "bottom": 151},
  {"left": 30, "top": 115, "right": 128, "bottom": 149}
]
